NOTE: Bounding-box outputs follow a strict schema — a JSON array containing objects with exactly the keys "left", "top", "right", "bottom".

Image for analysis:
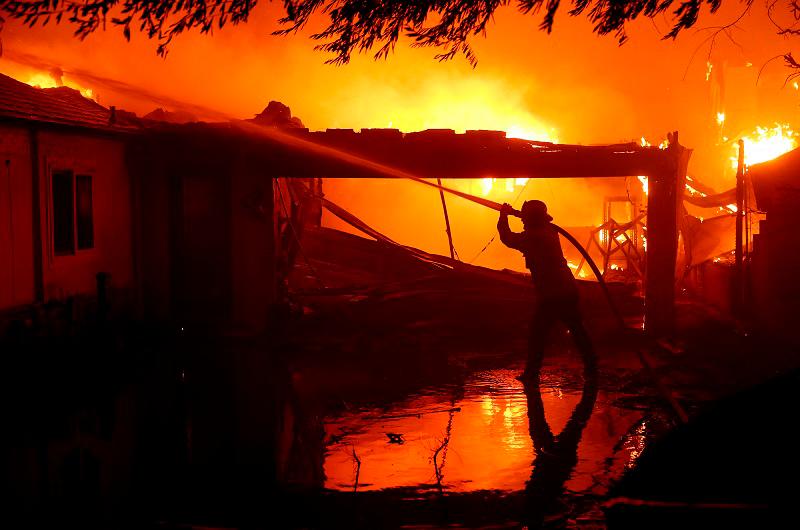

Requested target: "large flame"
[
  {"left": 24, "top": 71, "right": 97, "bottom": 101},
  {"left": 732, "top": 124, "right": 797, "bottom": 169}
]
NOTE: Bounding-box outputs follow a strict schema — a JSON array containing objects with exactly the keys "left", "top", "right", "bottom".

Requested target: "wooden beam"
[
  {"left": 645, "top": 133, "right": 691, "bottom": 335},
  {"left": 155, "top": 124, "right": 675, "bottom": 180}
]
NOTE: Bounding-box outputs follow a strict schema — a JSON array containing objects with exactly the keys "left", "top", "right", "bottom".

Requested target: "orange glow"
[
  {"left": 567, "top": 261, "right": 588, "bottom": 278},
  {"left": 377, "top": 89, "right": 555, "bottom": 200},
  {"left": 26, "top": 72, "right": 59, "bottom": 89},
  {"left": 476, "top": 177, "right": 530, "bottom": 197},
  {"left": 732, "top": 124, "right": 798, "bottom": 169},
  {"left": 636, "top": 136, "right": 670, "bottom": 196},
  {"left": 637, "top": 175, "right": 649, "bottom": 195},
  {"left": 3, "top": 1, "right": 797, "bottom": 276},
  {"left": 323, "top": 370, "right": 640, "bottom": 492},
  {"left": 24, "top": 70, "right": 97, "bottom": 100},
  {"left": 355, "top": 76, "right": 559, "bottom": 144},
  {"left": 479, "top": 177, "right": 494, "bottom": 196}
]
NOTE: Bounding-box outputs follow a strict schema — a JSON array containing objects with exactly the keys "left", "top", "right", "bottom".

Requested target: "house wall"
[
  {"left": 130, "top": 130, "right": 277, "bottom": 335},
  {"left": 0, "top": 124, "right": 35, "bottom": 310},
  {"left": 0, "top": 122, "right": 134, "bottom": 314},
  {"left": 751, "top": 193, "right": 800, "bottom": 343},
  {"left": 229, "top": 155, "right": 275, "bottom": 336},
  {"left": 36, "top": 129, "right": 134, "bottom": 305}
]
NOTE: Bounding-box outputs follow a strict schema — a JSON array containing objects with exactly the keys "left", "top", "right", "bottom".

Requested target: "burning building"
[
  {"left": 0, "top": 73, "right": 137, "bottom": 316},
  {"left": 1, "top": 68, "right": 696, "bottom": 335},
  {"left": 0, "top": 41, "right": 799, "bottom": 525},
  {"left": 5, "top": 0, "right": 800, "bottom": 526}
]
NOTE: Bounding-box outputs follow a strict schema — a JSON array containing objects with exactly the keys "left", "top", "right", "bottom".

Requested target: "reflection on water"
[
  {"left": 525, "top": 377, "right": 598, "bottom": 526},
  {"left": 323, "top": 369, "right": 642, "bottom": 494}
]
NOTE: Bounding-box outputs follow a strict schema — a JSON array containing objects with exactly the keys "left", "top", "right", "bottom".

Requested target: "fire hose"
[
  {"left": 404, "top": 176, "right": 689, "bottom": 424},
  {"left": 405, "top": 176, "right": 625, "bottom": 327}
]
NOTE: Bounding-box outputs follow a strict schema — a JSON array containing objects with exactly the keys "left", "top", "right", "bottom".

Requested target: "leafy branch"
[{"left": 0, "top": 0, "right": 785, "bottom": 65}]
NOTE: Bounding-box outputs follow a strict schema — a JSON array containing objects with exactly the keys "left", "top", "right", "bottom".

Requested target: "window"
[
  {"left": 51, "top": 170, "right": 94, "bottom": 255},
  {"left": 76, "top": 175, "right": 94, "bottom": 249},
  {"left": 52, "top": 170, "right": 74, "bottom": 255}
]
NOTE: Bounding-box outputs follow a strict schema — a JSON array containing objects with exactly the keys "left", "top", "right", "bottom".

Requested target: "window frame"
[
  {"left": 75, "top": 174, "right": 94, "bottom": 251},
  {"left": 50, "top": 168, "right": 95, "bottom": 257}
]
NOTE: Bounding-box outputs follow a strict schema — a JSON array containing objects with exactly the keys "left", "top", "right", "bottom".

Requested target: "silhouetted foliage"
[{"left": 0, "top": 0, "right": 745, "bottom": 64}]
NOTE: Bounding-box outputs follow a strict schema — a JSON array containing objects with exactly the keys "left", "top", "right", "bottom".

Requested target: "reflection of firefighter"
[
  {"left": 523, "top": 376, "right": 598, "bottom": 526},
  {"left": 275, "top": 178, "right": 324, "bottom": 304},
  {"left": 497, "top": 201, "right": 597, "bottom": 383}
]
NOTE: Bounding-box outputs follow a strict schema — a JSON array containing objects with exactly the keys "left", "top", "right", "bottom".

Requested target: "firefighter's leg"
[
  {"left": 525, "top": 304, "right": 555, "bottom": 380},
  {"left": 563, "top": 305, "right": 597, "bottom": 377}
]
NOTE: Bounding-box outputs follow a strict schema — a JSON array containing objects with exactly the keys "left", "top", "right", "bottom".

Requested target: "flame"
[
  {"left": 567, "top": 261, "right": 588, "bottom": 278},
  {"left": 684, "top": 183, "right": 703, "bottom": 196},
  {"left": 636, "top": 136, "right": 668, "bottom": 197},
  {"left": 472, "top": 125, "right": 554, "bottom": 197},
  {"left": 26, "top": 72, "right": 59, "bottom": 89},
  {"left": 636, "top": 126, "right": 795, "bottom": 218},
  {"left": 476, "top": 177, "right": 529, "bottom": 197},
  {"left": 480, "top": 178, "right": 494, "bottom": 196},
  {"left": 637, "top": 175, "right": 649, "bottom": 195},
  {"left": 639, "top": 137, "right": 669, "bottom": 150},
  {"left": 24, "top": 71, "right": 97, "bottom": 101},
  {"left": 506, "top": 125, "right": 558, "bottom": 143},
  {"left": 367, "top": 81, "right": 556, "bottom": 200},
  {"left": 732, "top": 124, "right": 798, "bottom": 169}
]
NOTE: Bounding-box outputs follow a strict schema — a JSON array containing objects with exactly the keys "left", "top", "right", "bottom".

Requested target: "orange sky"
[{"left": 2, "top": 3, "right": 798, "bottom": 147}]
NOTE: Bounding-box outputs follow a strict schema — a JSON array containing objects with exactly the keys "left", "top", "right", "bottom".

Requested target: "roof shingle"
[{"left": 0, "top": 72, "right": 137, "bottom": 131}]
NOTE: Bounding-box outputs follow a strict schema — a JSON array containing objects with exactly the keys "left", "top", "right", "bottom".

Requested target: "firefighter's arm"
[{"left": 497, "top": 204, "right": 524, "bottom": 250}]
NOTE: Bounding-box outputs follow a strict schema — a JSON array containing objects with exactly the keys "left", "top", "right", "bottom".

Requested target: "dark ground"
[{"left": 3, "top": 227, "right": 799, "bottom": 529}]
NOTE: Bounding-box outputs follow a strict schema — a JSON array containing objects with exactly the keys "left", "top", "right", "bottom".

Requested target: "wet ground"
[
  {"left": 279, "top": 335, "right": 679, "bottom": 529},
  {"left": 271, "top": 227, "right": 681, "bottom": 527},
  {"left": 323, "top": 367, "right": 641, "bottom": 495},
  {"left": 277, "top": 228, "right": 800, "bottom": 528}
]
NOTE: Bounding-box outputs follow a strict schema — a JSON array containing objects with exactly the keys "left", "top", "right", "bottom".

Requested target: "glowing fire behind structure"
[
  {"left": 24, "top": 71, "right": 97, "bottom": 100},
  {"left": 732, "top": 124, "right": 798, "bottom": 169}
]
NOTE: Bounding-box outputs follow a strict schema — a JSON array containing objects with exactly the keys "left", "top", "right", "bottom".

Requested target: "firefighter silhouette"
[{"left": 497, "top": 200, "right": 597, "bottom": 383}]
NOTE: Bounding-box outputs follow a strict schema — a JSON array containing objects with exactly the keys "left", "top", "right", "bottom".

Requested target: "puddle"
[{"left": 323, "top": 368, "right": 646, "bottom": 495}]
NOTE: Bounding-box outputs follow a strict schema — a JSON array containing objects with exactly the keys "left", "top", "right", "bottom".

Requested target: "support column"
[
  {"left": 29, "top": 128, "right": 44, "bottom": 302},
  {"left": 645, "top": 133, "right": 691, "bottom": 335},
  {"left": 734, "top": 139, "right": 745, "bottom": 319}
]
